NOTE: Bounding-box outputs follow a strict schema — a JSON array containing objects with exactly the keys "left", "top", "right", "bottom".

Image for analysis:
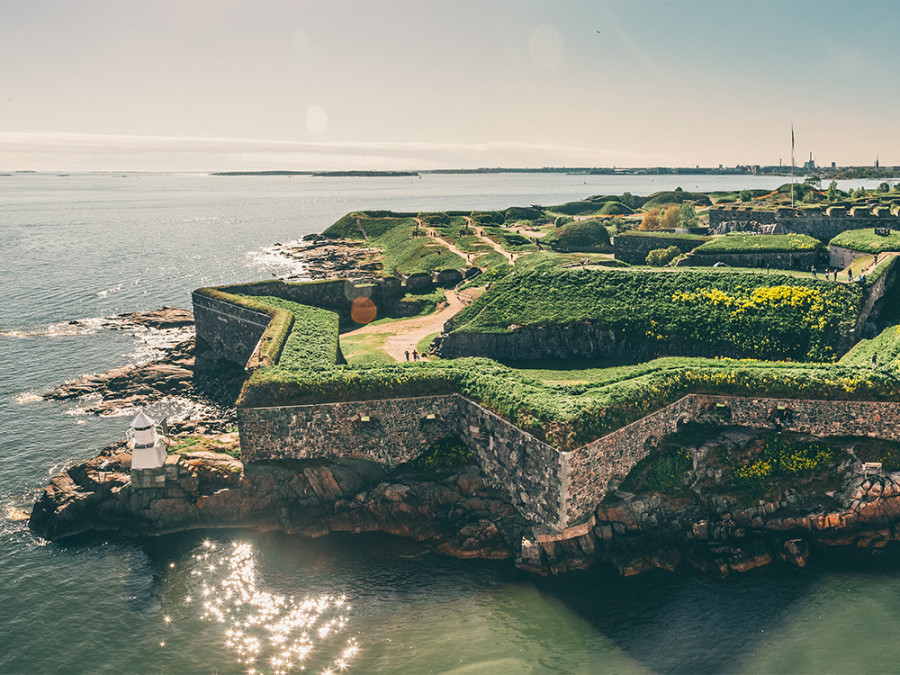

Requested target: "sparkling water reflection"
[{"left": 180, "top": 540, "right": 360, "bottom": 674}]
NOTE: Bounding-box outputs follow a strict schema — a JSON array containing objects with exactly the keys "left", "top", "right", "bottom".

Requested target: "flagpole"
[{"left": 791, "top": 124, "right": 795, "bottom": 208}]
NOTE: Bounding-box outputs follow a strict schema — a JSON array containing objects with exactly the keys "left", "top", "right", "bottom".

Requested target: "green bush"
[
  {"left": 645, "top": 246, "right": 681, "bottom": 266},
  {"left": 722, "top": 433, "right": 840, "bottom": 500},
  {"left": 642, "top": 190, "right": 712, "bottom": 209},
  {"left": 403, "top": 437, "right": 475, "bottom": 475}
]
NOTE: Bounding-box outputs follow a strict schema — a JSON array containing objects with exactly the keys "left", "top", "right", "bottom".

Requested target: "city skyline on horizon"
[{"left": 2, "top": 0, "right": 899, "bottom": 172}]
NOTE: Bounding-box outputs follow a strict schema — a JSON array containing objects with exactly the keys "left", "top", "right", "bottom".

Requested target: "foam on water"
[
  {"left": 246, "top": 242, "right": 308, "bottom": 278},
  {"left": 0, "top": 316, "right": 108, "bottom": 338}
]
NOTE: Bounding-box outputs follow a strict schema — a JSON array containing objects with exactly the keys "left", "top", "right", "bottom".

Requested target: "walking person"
[
  {"left": 412, "top": 349, "right": 419, "bottom": 361},
  {"left": 405, "top": 350, "right": 410, "bottom": 362},
  {"left": 872, "top": 352, "right": 878, "bottom": 370}
]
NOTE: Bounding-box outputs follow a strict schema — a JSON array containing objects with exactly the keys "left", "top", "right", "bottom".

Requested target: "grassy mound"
[
  {"left": 323, "top": 212, "right": 416, "bottom": 239},
  {"left": 693, "top": 234, "right": 823, "bottom": 255},
  {"left": 544, "top": 219, "right": 612, "bottom": 252},
  {"left": 830, "top": 228, "right": 900, "bottom": 255},
  {"left": 642, "top": 190, "right": 711, "bottom": 209},
  {"left": 373, "top": 222, "right": 465, "bottom": 275},
  {"left": 448, "top": 268, "right": 863, "bottom": 361}
]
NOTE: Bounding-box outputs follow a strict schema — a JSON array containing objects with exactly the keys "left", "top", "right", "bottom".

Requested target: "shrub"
[
  {"left": 639, "top": 208, "right": 661, "bottom": 231},
  {"left": 403, "top": 437, "right": 475, "bottom": 475},
  {"left": 645, "top": 246, "right": 681, "bottom": 266}
]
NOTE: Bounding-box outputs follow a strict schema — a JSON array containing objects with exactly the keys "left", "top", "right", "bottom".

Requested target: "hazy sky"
[{"left": 2, "top": 0, "right": 898, "bottom": 171}]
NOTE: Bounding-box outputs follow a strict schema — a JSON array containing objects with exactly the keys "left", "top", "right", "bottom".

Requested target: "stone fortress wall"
[
  {"left": 192, "top": 291, "right": 273, "bottom": 367},
  {"left": 675, "top": 250, "right": 820, "bottom": 270},
  {"left": 238, "top": 391, "right": 900, "bottom": 533},
  {"left": 709, "top": 206, "right": 900, "bottom": 242},
  {"left": 613, "top": 234, "right": 707, "bottom": 265}
]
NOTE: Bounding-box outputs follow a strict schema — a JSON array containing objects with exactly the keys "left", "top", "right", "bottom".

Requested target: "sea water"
[{"left": 2, "top": 172, "right": 898, "bottom": 674}]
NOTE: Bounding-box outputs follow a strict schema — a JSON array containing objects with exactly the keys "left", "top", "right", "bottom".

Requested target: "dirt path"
[
  {"left": 342, "top": 289, "right": 465, "bottom": 361},
  {"left": 465, "top": 216, "right": 516, "bottom": 263}
]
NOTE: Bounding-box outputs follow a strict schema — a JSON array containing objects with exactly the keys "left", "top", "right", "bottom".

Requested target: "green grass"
[
  {"left": 240, "top": 354, "right": 900, "bottom": 450},
  {"left": 322, "top": 213, "right": 416, "bottom": 240},
  {"left": 448, "top": 268, "right": 863, "bottom": 362},
  {"left": 693, "top": 233, "right": 822, "bottom": 255},
  {"left": 482, "top": 227, "right": 539, "bottom": 252},
  {"left": 236, "top": 295, "right": 340, "bottom": 370},
  {"left": 618, "top": 447, "right": 692, "bottom": 498},
  {"left": 168, "top": 434, "right": 241, "bottom": 460},
  {"left": 839, "top": 324, "right": 900, "bottom": 369},
  {"left": 416, "top": 331, "right": 440, "bottom": 355},
  {"left": 830, "top": 228, "right": 900, "bottom": 254},
  {"left": 719, "top": 432, "right": 841, "bottom": 501},
  {"left": 338, "top": 333, "right": 397, "bottom": 366},
  {"left": 373, "top": 223, "right": 465, "bottom": 276},
  {"left": 402, "top": 437, "right": 475, "bottom": 476},
  {"left": 544, "top": 219, "right": 612, "bottom": 252},
  {"left": 365, "top": 289, "right": 446, "bottom": 326}
]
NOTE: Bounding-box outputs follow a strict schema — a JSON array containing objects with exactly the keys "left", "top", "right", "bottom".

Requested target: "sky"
[{"left": 1, "top": 0, "right": 899, "bottom": 172}]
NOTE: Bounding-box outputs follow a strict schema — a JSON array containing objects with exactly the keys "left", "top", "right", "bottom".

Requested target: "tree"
[
  {"left": 878, "top": 182, "right": 891, "bottom": 193},
  {"left": 639, "top": 207, "right": 661, "bottom": 231},
  {"left": 739, "top": 189, "right": 754, "bottom": 202},
  {"left": 827, "top": 180, "right": 838, "bottom": 202},
  {"left": 620, "top": 192, "right": 636, "bottom": 209},
  {"left": 678, "top": 202, "right": 698, "bottom": 228},
  {"left": 853, "top": 186, "right": 867, "bottom": 199},
  {"left": 659, "top": 205, "right": 680, "bottom": 229}
]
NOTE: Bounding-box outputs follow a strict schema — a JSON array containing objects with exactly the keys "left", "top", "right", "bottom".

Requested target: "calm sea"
[{"left": 1, "top": 172, "right": 898, "bottom": 674}]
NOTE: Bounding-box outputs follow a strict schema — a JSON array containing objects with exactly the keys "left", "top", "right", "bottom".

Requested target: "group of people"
[
  {"left": 404, "top": 349, "right": 421, "bottom": 361},
  {"left": 808, "top": 266, "right": 862, "bottom": 283}
]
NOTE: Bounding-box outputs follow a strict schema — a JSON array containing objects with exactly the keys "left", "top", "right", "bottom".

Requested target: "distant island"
[
  {"left": 209, "top": 166, "right": 900, "bottom": 179},
  {"left": 212, "top": 170, "right": 419, "bottom": 177}
]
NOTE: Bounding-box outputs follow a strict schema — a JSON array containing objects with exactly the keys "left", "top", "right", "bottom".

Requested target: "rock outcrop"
[
  {"left": 519, "top": 468, "right": 900, "bottom": 576},
  {"left": 29, "top": 448, "right": 528, "bottom": 562},
  {"left": 30, "top": 436, "right": 900, "bottom": 577}
]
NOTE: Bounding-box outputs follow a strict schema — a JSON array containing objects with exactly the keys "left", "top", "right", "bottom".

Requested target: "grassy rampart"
[
  {"left": 447, "top": 269, "right": 863, "bottom": 362},
  {"left": 199, "top": 279, "right": 900, "bottom": 450},
  {"left": 692, "top": 234, "right": 822, "bottom": 255},
  {"left": 239, "top": 355, "right": 900, "bottom": 450},
  {"left": 830, "top": 228, "right": 900, "bottom": 255},
  {"left": 235, "top": 295, "right": 340, "bottom": 370}
]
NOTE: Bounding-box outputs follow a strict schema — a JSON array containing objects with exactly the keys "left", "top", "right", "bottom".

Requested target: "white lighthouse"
[{"left": 129, "top": 410, "right": 167, "bottom": 470}]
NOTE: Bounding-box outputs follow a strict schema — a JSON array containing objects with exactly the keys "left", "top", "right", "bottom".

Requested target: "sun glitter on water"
[{"left": 174, "top": 540, "right": 360, "bottom": 674}]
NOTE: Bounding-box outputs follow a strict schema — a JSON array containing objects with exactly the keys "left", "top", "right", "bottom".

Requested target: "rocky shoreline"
[
  {"left": 272, "top": 234, "right": 383, "bottom": 281},
  {"left": 28, "top": 413, "right": 900, "bottom": 576}
]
